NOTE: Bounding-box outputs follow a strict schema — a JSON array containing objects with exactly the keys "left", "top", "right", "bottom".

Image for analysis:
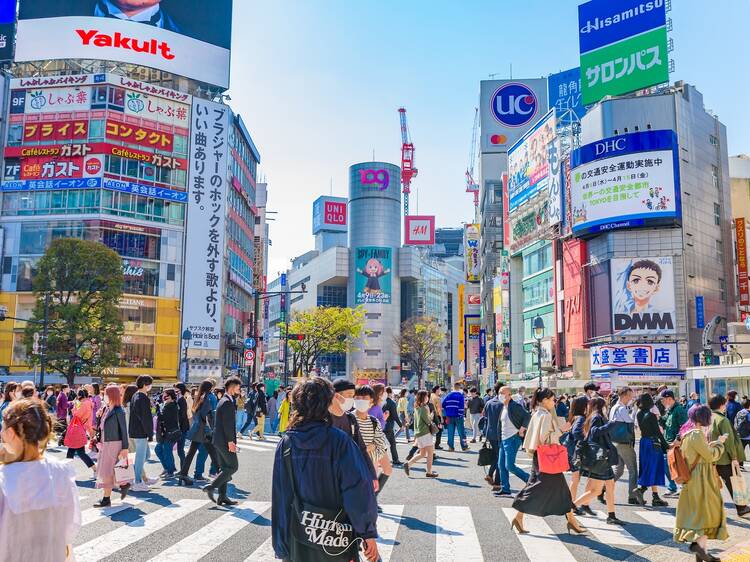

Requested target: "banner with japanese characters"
[
  {"left": 182, "top": 99, "right": 231, "bottom": 350},
  {"left": 590, "top": 343, "right": 678, "bottom": 371},
  {"left": 737, "top": 218, "right": 749, "bottom": 308},
  {"left": 464, "top": 224, "right": 480, "bottom": 282},
  {"left": 19, "top": 86, "right": 92, "bottom": 114},
  {"left": 124, "top": 90, "right": 191, "bottom": 128},
  {"left": 354, "top": 247, "right": 392, "bottom": 305}
]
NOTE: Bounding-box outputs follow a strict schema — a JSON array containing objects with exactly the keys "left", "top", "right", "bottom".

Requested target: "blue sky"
[{"left": 228, "top": 0, "right": 750, "bottom": 275}]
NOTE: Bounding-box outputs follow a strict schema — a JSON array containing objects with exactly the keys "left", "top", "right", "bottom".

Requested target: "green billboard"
[{"left": 581, "top": 26, "right": 669, "bottom": 106}]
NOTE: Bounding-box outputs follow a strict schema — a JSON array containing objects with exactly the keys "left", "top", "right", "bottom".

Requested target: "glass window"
[
  {"left": 714, "top": 203, "right": 721, "bottom": 226},
  {"left": 119, "top": 302, "right": 156, "bottom": 332},
  {"left": 716, "top": 239, "right": 723, "bottom": 259},
  {"left": 719, "top": 278, "right": 726, "bottom": 302},
  {"left": 109, "top": 87, "right": 126, "bottom": 108},
  {"left": 173, "top": 134, "right": 188, "bottom": 156},
  {"left": 523, "top": 243, "right": 553, "bottom": 277},
  {"left": 712, "top": 165, "right": 720, "bottom": 189},
  {"left": 123, "top": 259, "right": 159, "bottom": 296},
  {"left": 125, "top": 159, "right": 139, "bottom": 179},
  {"left": 119, "top": 335, "right": 155, "bottom": 368},
  {"left": 89, "top": 120, "right": 105, "bottom": 141},
  {"left": 8, "top": 124, "right": 23, "bottom": 145},
  {"left": 92, "top": 86, "right": 108, "bottom": 107},
  {"left": 107, "top": 155, "right": 122, "bottom": 175}
]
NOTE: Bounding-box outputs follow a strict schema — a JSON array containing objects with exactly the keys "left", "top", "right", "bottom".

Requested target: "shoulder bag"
[
  {"left": 477, "top": 441, "right": 494, "bottom": 467},
  {"left": 536, "top": 416, "right": 570, "bottom": 474},
  {"left": 282, "top": 437, "right": 357, "bottom": 559}
]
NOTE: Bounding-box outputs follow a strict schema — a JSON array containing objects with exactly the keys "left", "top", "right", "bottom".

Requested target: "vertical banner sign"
[
  {"left": 736, "top": 218, "right": 749, "bottom": 307},
  {"left": 502, "top": 174, "right": 510, "bottom": 248},
  {"left": 354, "top": 247, "right": 392, "bottom": 304},
  {"left": 695, "top": 295, "right": 705, "bottom": 330},
  {"left": 458, "top": 284, "right": 466, "bottom": 362},
  {"left": 464, "top": 224, "right": 481, "bottom": 282},
  {"left": 0, "top": 0, "right": 15, "bottom": 63},
  {"left": 183, "top": 99, "right": 230, "bottom": 350},
  {"left": 548, "top": 67, "right": 586, "bottom": 122},
  {"left": 479, "top": 329, "right": 487, "bottom": 370},
  {"left": 548, "top": 137, "right": 562, "bottom": 227}
]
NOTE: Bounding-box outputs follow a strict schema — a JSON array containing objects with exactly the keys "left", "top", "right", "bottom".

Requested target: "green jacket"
[
  {"left": 660, "top": 403, "right": 688, "bottom": 444},
  {"left": 414, "top": 405, "right": 432, "bottom": 438},
  {"left": 710, "top": 411, "right": 746, "bottom": 465}
]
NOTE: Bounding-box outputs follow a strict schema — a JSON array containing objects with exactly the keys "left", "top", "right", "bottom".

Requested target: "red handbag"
[
  {"left": 537, "top": 443, "right": 570, "bottom": 474},
  {"left": 63, "top": 417, "right": 87, "bottom": 450}
]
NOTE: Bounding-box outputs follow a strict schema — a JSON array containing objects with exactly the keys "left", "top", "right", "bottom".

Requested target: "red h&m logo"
[{"left": 324, "top": 201, "right": 347, "bottom": 226}]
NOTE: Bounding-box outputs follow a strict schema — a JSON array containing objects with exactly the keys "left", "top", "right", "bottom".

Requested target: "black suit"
[{"left": 210, "top": 394, "right": 239, "bottom": 497}]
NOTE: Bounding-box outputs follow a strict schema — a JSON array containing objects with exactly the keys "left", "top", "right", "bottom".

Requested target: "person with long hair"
[
  {"left": 0, "top": 399, "right": 80, "bottom": 561},
  {"left": 511, "top": 388, "right": 585, "bottom": 534},
  {"left": 674, "top": 405, "right": 728, "bottom": 562},
  {"left": 278, "top": 390, "right": 291, "bottom": 434},
  {"left": 354, "top": 385, "right": 392, "bottom": 494},
  {"left": 177, "top": 379, "right": 219, "bottom": 485},
  {"left": 566, "top": 395, "right": 589, "bottom": 506},
  {"left": 0, "top": 382, "right": 17, "bottom": 416},
  {"left": 64, "top": 388, "right": 96, "bottom": 476},
  {"left": 271, "top": 377, "right": 379, "bottom": 562},
  {"left": 403, "top": 389, "right": 438, "bottom": 478},
  {"left": 634, "top": 392, "right": 669, "bottom": 507},
  {"left": 93, "top": 385, "right": 131, "bottom": 508},
  {"left": 369, "top": 383, "right": 387, "bottom": 429},
  {"left": 573, "top": 397, "right": 625, "bottom": 525},
  {"left": 155, "top": 388, "right": 180, "bottom": 479}
]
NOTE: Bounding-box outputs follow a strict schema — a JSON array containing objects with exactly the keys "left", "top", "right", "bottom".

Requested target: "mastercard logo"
[
  {"left": 490, "top": 134, "right": 507, "bottom": 145},
  {"left": 85, "top": 158, "right": 102, "bottom": 175}
]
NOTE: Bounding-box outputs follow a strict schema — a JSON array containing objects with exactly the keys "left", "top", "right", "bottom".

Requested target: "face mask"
[
  {"left": 354, "top": 399, "right": 370, "bottom": 412},
  {"left": 341, "top": 397, "right": 355, "bottom": 411}
]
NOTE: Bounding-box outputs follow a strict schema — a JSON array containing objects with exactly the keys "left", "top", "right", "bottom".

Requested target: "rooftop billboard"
[
  {"left": 479, "top": 79, "right": 548, "bottom": 153},
  {"left": 16, "top": 0, "right": 233, "bottom": 88}
]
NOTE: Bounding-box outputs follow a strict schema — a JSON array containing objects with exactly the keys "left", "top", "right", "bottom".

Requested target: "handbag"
[
  {"left": 282, "top": 437, "right": 357, "bottom": 558},
  {"left": 114, "top": 453, "right": 135, "bottom": 485},
  {"left": 429, "top": 422, "right": 438, "bottom": 436},
  {"left": 63, "top": 417, "right": 87, "bottom": 450},
  {"left": 609, "top": 421, "right": 635, "bottom": 444},
  {"left": 537, "top": 442, "right": 570, "bottom": 474},
  {"left": 477, "top": 441, "right": 494, "bottom": 467},
  {"left": 731, "top": 463, "right": 750, "bottom": 505},
  {"left": 575, "top": 440, "right": 610, "bottom": 474}
]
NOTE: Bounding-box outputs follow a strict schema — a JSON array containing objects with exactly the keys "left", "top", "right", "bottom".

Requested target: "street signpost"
[
  {"left": 244, "top": 337, "right": 256, "bottom": 349},
  {"left": 244, "top": 349, "right": 255, "bottom": 366}
]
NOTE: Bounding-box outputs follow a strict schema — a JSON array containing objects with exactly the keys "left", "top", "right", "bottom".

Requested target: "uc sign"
[{"left": 491, "top": 82, "right": 539, "bottom": 128}]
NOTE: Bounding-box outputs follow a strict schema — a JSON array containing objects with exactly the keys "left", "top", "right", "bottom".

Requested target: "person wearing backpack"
[
  {"left": 709, "top": 394, "right": 750, "bottom": 517},
  {"left": 674, "top": 405, "right": 728, "bottom": 562},
  {"left": 734, "top": 399, "right": 750, "bottom": 457},
  {"left": 660, "top": 390, "right": 688, "bottom": 498}
]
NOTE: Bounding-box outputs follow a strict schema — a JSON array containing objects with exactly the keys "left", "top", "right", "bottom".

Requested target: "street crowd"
[{"left": 1, "top": 375, "right": 750, "bottom": 561}]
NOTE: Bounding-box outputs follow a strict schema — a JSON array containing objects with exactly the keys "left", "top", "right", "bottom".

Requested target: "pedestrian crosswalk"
[{"left": 70, "top": 490, "right": 705, "bottom": 561}]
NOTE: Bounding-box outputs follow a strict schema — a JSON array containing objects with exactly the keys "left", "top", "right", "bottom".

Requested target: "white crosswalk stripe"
[
  {"left": 502, "top": 508, "right": 577, "bottom": 562},
  {"left": 579, "top": 510, "right": 644, "bottom": 546},
  {"left": 244, "top": 537, "right": 275, "bottom": 562},
  {"left": 376, "top": 504, "right": 404, "bottom": 562},
  {"left": 634, "top": 509, "right": 675, "bottom": 529},
  {"left": 151, "top": 501, "right": 272, "bottom": 561},
  {"left": 436, "top": 506, "right": 484, "bottom": 561},
  {"left": 81, "top": 499, "right": 146, "bottom": 526}
]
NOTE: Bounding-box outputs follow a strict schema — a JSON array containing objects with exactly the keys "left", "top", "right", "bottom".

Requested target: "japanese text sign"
[
  {"left": 590, "top": 343, "right": 678, "bottom": 371},
  {"left": 737, "top": 219, "right": 749, "bottom": 307},
  {"left": 106, "top": 119, "right": 174, "bottom": 152}
]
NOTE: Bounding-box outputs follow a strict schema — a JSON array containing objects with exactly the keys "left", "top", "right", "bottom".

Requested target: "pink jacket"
[{"left": 71, "top": 398, "right": 94, "bottom": 436}]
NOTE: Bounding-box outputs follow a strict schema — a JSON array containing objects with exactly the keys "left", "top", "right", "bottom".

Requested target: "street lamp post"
[
  {"left": 182, "top": 329, "right": 192, "bottom": 384},
  {"left": 39, "top": 291, "right": 50, "bottom": 388},
  {"left": 533, "top": 315, "right": 545, "bottom": 389}
]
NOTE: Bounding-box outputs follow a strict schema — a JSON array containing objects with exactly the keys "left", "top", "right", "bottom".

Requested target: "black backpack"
[{"left": 735, "top": 409, "right": 750, "bottom": 440}]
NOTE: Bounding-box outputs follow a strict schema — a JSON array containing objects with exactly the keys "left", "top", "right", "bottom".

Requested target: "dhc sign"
[{"left": 491, "top": 82, "right": 539, "bottom": 128}]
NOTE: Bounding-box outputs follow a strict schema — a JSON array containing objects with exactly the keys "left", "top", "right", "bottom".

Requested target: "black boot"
[
  {"left": 606, "top": 512, "right": 626, "bottom": 525},
  {"left": 119, "top": 483, "right": 131, "bottom": 501},
  {"left": 652, "top": 492, "right": 668, "bottom": 507},
  {"left": 376, "top": 474, "right": 390, "bottom": 497},
  {"left": 202, "top": 485, "right": 217, "bottom": 504},
  {"left": 217, "top": 495, "right": 238, "bottom": 506},
  {"left": 597, "top": 492, "right": 606, "bottom": 504},
  {"left": 94, "top": 496, "right": 111, "bottom": 508}
]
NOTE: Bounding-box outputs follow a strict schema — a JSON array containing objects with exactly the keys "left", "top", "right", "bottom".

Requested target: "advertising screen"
[
  {"left": 610, "top": 256, "right": 676, "bottom": 336},
  {"left": 0, "top": 0, "right": 15, "bottom": 62},
  {"left": 570, "top": 129, "right": 680, "bottom": 234},
  {"left": 479, "top": 79, "right": 548, "bottom": 153},
  {"left": 507, "top": 109, "right": 556, "bottom": 213},
  {"left": 464, "top": 224, "right": 480, "bottom": 282},
  {"left": 355, "top": 247, "right": 392, "bottom": 305},
  {"left": 404, "top": 215, "right": 435, "bottom": 246},
  {"left": 17, "top": 0, "right": 233, "bottom": 88}
]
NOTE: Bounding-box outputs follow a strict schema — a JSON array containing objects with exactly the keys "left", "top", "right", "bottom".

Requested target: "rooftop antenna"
[
  {"left": 372, "top": 149, "right": 375, "bottom": 161},
  {"left": 329, "top": 177, "right": 333, "bottom": 196},
  {"left": 510, "top": 63, "right": 513, "bottom": 79}
]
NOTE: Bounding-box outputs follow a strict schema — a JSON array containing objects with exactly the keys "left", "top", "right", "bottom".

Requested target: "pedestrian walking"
[
  {"left": 482, "top": 382, "right": 504, "bottom": 492},
  {"left": 403, "top": 389, "right": 438, "bottom": 478},
  {"left": 0, "top": 398, "right": 80, "bottom": 562},
  {"left": 271, "top": 377, "right": 379, "bottom": 562},
  {"left": 674, "top": 405, "right": 728, "bottom": 562},
  {"left": 495, "top": 385, "right": 531, "bottom": 496},
  {"left": 278, "top": 391, "right": 291, "bottom": 434},
  {"left": 355, "top": 385, "right": 392, "bottom": 496},
  {"left": 396, "top": 389, "right": 410, "bottom": 441},
  {"left": 687, "top": 392, "right": 701, "bottom": 410},
  {"left": 155, "top": 389, "right": 180, "bottom": 478},
  {"left": 64, "top": 388, "right": 96, "bottom": 476},
  {"left": 609, "top": 387, "right": 640, "bottom": 505},
  {"left": 128, "top": 375, "right": 156, "bottom": 491},
  {"left": 368, "top": 383, "right": 387, "bottom": 429},
  {"left": 178, "top": 380, "right": 219, "bottom": 486},
  {"left": 442, "top": 383, "right": 469, "bottom": 452},
  {"left": 511, "top": 388, "right": 586, "bottom": 534},
  {"left": 734, "top": 398, "right": 750, "bottom": 459},
  {"left": 556, "top": 395, "right": 570, "bottom": 419},
  {"left": 573, "top": 397, "right": 626, "bottom": 525},
  {"left": 235, "top": 387, "right": 247, "bottom": 433},
  {"left": 633, "top": 392, "right": 670, "bottom": 507},
  {"left": 42, "top": 386, "right": 56, "bottom": 413},
  {"left": 268, "top": 391, "right": 279, "bottom": 434},
  {"left": 195, "top": 385, "right": 220, "bottom": 480},
  {"left": 660, "top": 389, "right": 688, "bottom": 497},
  {"left": 0, "top": 382, "right": 17, "bottom": 417},
  {"left": 709, "top": 393, "right": 750, "bottom": 517},
  {"left": 93, "top": 385, "right": 131, "bottom": 507},
  {"left": 566, "top": 395, "right": 589, "bottom": 507},
  {"left": 240, "top": 383, "right": 258, "bottom": 436},
  {"left": 383, "top": 386, "right": 403, "bottom": 465},
  {"left": 250, "top": 383, "right": 268, "bottom": 440},
  {"left": 727, "top": 390, "right": 742, "bottom": 426},
  {"left": 203, "top": 376, "right": 242, "bottom": 506},
  {"left": 174, "top": 383, "right": 190, "bottom": 471},
  {"left": 431, "top": 386, "right": 444, "bottom": 450}
]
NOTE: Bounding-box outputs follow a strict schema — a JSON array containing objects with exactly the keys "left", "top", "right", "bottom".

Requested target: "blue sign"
[
  {"left": 2, "top": 178, "right": 102, "bottom": 191},
  {"left": 0, "top": 0, "right": 15, "bottom": 23},
  {"left": 578, "top": 0, "right": 667, "bottom": 54},
  {"left": 280, "top": 273, "right": 287, "bottom": 287},
  {"left": 244, "top": 337, "right": 256, "bottom": 350},
  {"left": 720, "top": 336, "right": 728, "bottom": 354},
  {"left": 572, "top": 129, "right": 678, "bottom": 168},
  {"left": 491, "top": 82, "right": 539, "bottom": 128},
  {"left": 479, "top": 329, "right": 487, "bottom": 370},
  {"left": 696, "top": 296, "right": 705, "bottom": 329},
  {"left": 102, "top": 179, "right": 188, "bottom": 203},
  {"left": 548, "top": 68, "right": 586, "bottom": 123}
]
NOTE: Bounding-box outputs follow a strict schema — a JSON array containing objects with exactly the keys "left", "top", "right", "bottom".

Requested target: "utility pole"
[
  {"left": 251, "top": 294, "right": 260, "bottom": 385},
  {"left": 39, "top": 291, "right": 50, "bottom": 388}
]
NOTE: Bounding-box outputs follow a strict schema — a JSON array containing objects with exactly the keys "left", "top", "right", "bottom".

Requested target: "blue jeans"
[
  {"left": 195, "top": 443, "right": 218, "bottom": 477},
  {"left": 498, "top": 434, "right": 529, "bottom": 492},
  {"left": 236, "top": 410, "right": 247, "bottom": 433},
  {"left": 155, "top": 441, "right": 176, "bottom": 473},
  {"left": 270, "top": 415, "right": 279, "bottom": 434},
  {"left": 447, "top": 416, "right": 467, "bottom": 450},
  {"left": 133, "top": 438, "right": 150, "bottom": 484},
  {"left": 664, "top": 453, "right": 677, "bottom": 491}
]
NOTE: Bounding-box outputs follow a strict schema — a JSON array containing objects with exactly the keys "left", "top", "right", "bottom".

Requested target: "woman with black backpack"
[{"left": 271, "top": 377, "right": 379, "bottom": 562}]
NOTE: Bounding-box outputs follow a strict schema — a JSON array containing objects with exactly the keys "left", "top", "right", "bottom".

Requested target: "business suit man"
[
  {"left": 203, "top": 376, "right": 241, "bottom": 506},
  {"left": 94, "top": 0, "right": 182, "bottom": 33}
]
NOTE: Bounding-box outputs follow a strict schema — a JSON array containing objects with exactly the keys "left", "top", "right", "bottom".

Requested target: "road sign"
[
  {"left": 244, "top": 337, "right": 256, "bottom": 349},
  {"left": 720, "top": 335, "right": 729, "bottom": 354},
  {"left": 244, "top": 349, "right": 255, "bottom": 366},
  {"left": 281, "top": 273, "right": 287, "bottom": 287}
]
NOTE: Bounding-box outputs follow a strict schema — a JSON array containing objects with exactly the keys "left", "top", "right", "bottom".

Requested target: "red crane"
[{"left": 398, "top": 107, "right": 418, "bottom": 216}]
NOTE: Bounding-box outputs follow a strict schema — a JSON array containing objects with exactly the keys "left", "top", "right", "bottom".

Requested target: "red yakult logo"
[{"left": 76, "top": 29, "right": 175, "bottom": 60}]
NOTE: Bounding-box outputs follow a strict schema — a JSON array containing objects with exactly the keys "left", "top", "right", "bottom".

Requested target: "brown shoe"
[
  {"left": 426, "top": 472, "right": 439, "bottom": 478},
  {"left": 492, "top": 485, "right": 502, "bottom": 492},
  {"left": 484, "top": 475, "right": 494, "bottom": 485}
]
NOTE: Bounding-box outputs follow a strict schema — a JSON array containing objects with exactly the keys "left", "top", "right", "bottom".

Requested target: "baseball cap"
[
  {"left": 332, "top": 378, "right": 355, "bottom": 393},
  {"left": 659, "top": 389, "right": 676, "bottom": 400}
]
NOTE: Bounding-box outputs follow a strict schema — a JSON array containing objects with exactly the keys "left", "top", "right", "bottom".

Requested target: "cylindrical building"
[{"left": 347, "top": 162, "right": 401, "bottom": 382}]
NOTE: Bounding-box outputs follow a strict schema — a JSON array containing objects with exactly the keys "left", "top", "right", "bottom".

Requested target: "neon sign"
[{"left": 359, "top": 169, "right": 390, "bottom": 190}]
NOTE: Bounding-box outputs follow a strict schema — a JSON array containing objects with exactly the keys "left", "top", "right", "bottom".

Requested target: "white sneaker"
[
  {"left": 131, "top": 482, "right": 150, "bottom": 492},
  {"left": 145, "top": 476, "right": 160, "bottom": 485}
]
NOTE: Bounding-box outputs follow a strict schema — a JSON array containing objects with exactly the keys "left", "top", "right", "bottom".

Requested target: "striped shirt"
[{"left": 357, "top": 414, "right": 387, "bottom": 463}]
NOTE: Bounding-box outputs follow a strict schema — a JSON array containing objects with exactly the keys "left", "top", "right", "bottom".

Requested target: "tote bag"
[
  {"left": 63, "top": 417, "right": 87, "bottom": 450},
  {"left": 731, "top": 463, "right": 750, "bottom": 506},
  {"left": 536, "top": 417, "right": 570, "bottom": 474},
  {"left": 114, "top": 453, "right": 136, "bottom": 485}
]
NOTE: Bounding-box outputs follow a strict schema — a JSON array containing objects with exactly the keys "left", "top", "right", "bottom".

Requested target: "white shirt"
[
  {"left": 96, "top": 0, "right": 162, "bottom": 23},
  {"left": 609, "top": 402, "right": 636, "bottom": 423},
  {"left": 0, "top": 457, "right": 81, "bottom": 562},
  {"left": 501, "top": 403, "right": 518, "bottom": 440}
]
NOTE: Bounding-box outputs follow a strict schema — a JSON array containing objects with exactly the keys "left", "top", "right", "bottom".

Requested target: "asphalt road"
[{"left": 48, "top": 431, "right": 750, "bottom": 561}]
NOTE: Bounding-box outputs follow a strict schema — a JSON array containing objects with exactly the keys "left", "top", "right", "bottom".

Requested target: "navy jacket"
[
  {"left": 272, "top": 421, "right": 378, "bottom": 560},
  {"left": 497, "top": 400, "right": 531, "bottom": 436},
  {"left": 727, "top": 399, "right": 742, "bottom": 425},
  {"left": 587, "top": 413, "right": 619, "bottom": 466},
  {"left": 483, "top": 397, "right": 502, "bottom": 441}
]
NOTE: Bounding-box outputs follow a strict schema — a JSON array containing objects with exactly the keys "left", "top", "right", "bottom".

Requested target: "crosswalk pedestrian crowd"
[{"left": 3, "top": 376, "right": 750, "bottom": 560}]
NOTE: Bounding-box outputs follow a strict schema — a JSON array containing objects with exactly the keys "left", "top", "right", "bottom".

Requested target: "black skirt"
[{"left": 512, "top": 452, "right": 575, "bottom": 517}]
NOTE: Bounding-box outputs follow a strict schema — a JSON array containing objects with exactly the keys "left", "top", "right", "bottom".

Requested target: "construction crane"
[
  {"left": 398, "top": 107, "right": 417, "bottom": 216},
  {"left": 465, "top": 107, "right": 480, "bottom": 221}
]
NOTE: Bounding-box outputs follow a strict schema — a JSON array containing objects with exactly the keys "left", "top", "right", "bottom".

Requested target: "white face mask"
[
  {"left": 341, "top": 397, "right": 355, "bottom": 411},
  {"left": 354, "top": 399, "right": 370, "bottom": 413}
]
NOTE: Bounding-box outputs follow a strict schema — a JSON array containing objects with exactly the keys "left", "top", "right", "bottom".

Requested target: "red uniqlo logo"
[{"left": 324, "top": 202, "right": 347, "bottom": 226}]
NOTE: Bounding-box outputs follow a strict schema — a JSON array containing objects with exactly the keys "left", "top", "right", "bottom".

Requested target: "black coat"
[
  {"left": 176, "top": 396, "right": 189, "bottom": 432},
  {"left": 157, "top": 401, "right": 180, "bottom": 442},
  {"left": 383, "top": 398, "right": 402, "bottom": 432},
  {"left": 213, "top": 395, "right": 237, "bottom": 450},
  {"left": 101, "top": 406, "right": 129, "bottom": 450},
  {"left": 244, "top": 391, "right": 257, "bottom": 415},
  {"left": 128, "top": 392, "right": 153, "bottom": 439},
  {"left": 256, "top": 392, "right": 268, "bottom": 416},
  {"left": 586, "top": 413, "right": 618, "bottom": 466}
]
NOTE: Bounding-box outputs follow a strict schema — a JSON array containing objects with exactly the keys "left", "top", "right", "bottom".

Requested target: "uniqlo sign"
[
  {"left": 312, "top": 196, "right": 348, "bottom": 234},
  {"left": 324, "top": 201, "right": 347, "bottom": 226}
]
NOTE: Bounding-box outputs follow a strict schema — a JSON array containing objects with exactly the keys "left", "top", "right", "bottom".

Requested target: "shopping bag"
[
  {"left": 537, "top": 443, "right": 570, "bottom": 474},
  {"left": 477, "top": 441, "right": 494, "bottom": 467},
  {"left": 731, "top": 463, "right": 750, "bottom": 506},
  {"left": 114, "top": 454, "right": 135, "bottom": 485}
]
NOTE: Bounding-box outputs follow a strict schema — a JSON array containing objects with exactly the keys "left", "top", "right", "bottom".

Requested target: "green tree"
[
  {"left": 23, "top": 239, "right": 125, "bottom": 386},
  {"left": 288, "top": 306, "right": 366, "bottom": 375},
  {"left": 396, "top": 317, "right": 445, "bottom": 389}
]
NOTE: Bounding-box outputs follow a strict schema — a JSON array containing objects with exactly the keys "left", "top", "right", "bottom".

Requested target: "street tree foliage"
[
  {"left": 396, "top": 317, "right": 445, "bottom": 389},
  {"left": 23, "top": 239, "right": 125, "bottom": 386},
  {"left": 288, "top": 306, "right": 366, "bottom": 375}
]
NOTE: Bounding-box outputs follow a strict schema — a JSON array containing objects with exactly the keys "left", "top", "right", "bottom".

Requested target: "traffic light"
[
  {"left": 288, "top": 334, "right": 306, "bottom": 341},
  {"left": 73, "top": 360, "right": 83, "bottom": 375},
  {"left": 0, "top": 310, "right": 5, "bottom": 322}
]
